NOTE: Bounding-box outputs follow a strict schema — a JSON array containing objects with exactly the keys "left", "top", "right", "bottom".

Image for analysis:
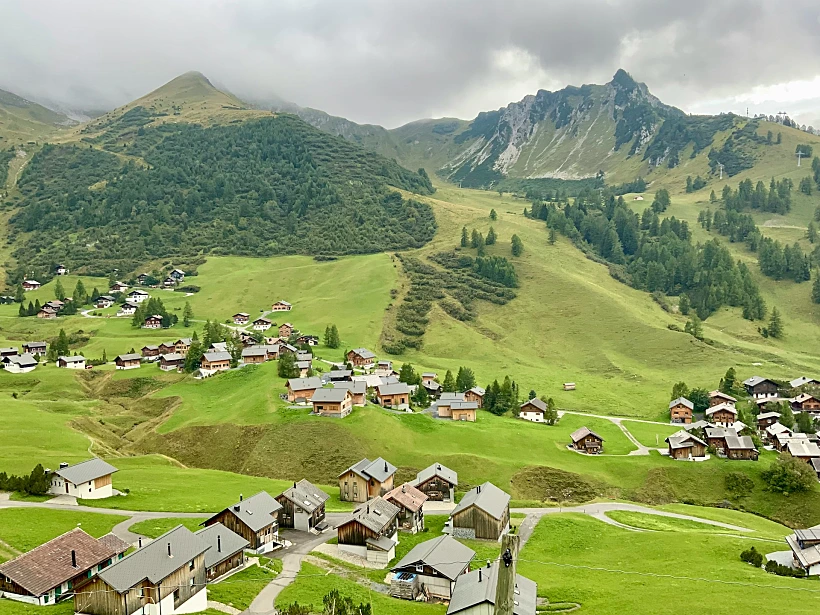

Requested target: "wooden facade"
[
  {"left": 204, "top": 510, "right": 275, "bottom": 551},
  {"left": 451, "top": 504, "right": 509, "bottom": 541},
  {"left": 668, "top": 440, "right": 707, "bottom": 459},
  {"left": 338, "top": 471, "right": 394, "bottom": 503},
  {"left": 115, "top": 356, "right": 140, "bottom": 370},
  {"left": 416, "top": 476, "right": 455, "bottom": 502},
  {"left": 346, "top": 349, "right": 376, "bottom": 367},
  {"left": 206, "top": 551, "right": 245, "bottom": 582},
  {"left": 201, "top": 356, "right": 230, "bottom": 371},
  {"left": 726, "top": 447, "right": 759, "bottom": 461},
  {"left": 669, "top": 402, "right": 692, "bottom": 424},
  {"left": 463, "top": 389, "right": 484, "bottom": 407},
  {"left": 276, "top": 496, "right": 326, "bottom": 531},
  {"left": 570, "top": 433, "right": 603, "bottom": 454},
  {"left": 709, "top": 408, "right": 736, "bottom": 426}
]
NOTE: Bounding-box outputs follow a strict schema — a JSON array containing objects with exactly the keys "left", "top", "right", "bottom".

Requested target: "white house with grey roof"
[
  {"left": 57, "top": 355, "right": 86, "bottom": 369},
  {"left": 447, "top": 562, "right": 537, "bottom": 615},
  {"left": 48, "top": 459, "right": 117, "bottom": 500},
  {"left": 76, "top": 525, "right": 209, "bottom": 615},
  {"left": 390, "top": 535, "right": 475, "bottom": 600},
  {"left": 2, "top": 353, "right": 37, "bottom": 373}
]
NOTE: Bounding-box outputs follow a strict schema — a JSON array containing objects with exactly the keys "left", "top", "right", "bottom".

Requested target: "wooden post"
[{"left": 493, "top": 532, "right": 520, "bottom": 615}]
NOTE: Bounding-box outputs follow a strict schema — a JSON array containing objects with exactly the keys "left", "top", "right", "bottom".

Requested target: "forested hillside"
[{"left": 8, "top": 115, "right": 435, "bottom": 279}]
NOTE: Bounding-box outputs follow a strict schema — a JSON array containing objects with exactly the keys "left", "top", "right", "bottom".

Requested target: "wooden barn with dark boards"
[
  {"left": 194, "top": 523, "right": 249, "bottom": 581},
  {"left": 336, "top": 496, "right": 400, "bottom": 565},
  {"left": 447, "top": 482, "right": 510, "bottom": 541},
  {"left": 203, "top": 492, "right": 282, "bottom": 554}
]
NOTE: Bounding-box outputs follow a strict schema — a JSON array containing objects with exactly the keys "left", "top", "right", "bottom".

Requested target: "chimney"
[
  {"left": 293, "top": 481, "right": 297, "bottom": 489},
  {"left": 486, "top": 560, "right": 491, "bottom": 569},
  {"left": 167, "top": 542, "right": 172, "bottom": 558},
  {"left": 384, "top": 462, "right": 388, "bottom": 473},
  {"left": 240, "top": 494, "right": 243, "bottom": 501},
  {"left": 59, "top": 462, "right": 69, "bottom": 469},
  {"left": 138, "top": 537, "right": 142, "bottom": 548},
  {"left": 477, "top": 485, "right": 481, "bottom": 494},
  {"left": 217, "top": 535, "right": 221, "bottom": 553},
  {"left": 71, "top": 550, "right": 77, "bottom": 568},
  {"left": 478, "top": 569, "right": 482, "bottom": 583},
  {"left": 401, "top": 485, "right": 406, "bottom": 493},
  {"left": 436, "top": 464, "right": 441, "bottom": 471}
]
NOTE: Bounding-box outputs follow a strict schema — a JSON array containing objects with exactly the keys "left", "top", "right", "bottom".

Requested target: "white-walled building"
[{"left": 49, "top": 459, "right": 117, "bottom": 500}]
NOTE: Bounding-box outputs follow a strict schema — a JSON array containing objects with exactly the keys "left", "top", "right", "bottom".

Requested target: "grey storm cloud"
[{"left": 0, "top": 0, "right": 819, "bottom": 127}]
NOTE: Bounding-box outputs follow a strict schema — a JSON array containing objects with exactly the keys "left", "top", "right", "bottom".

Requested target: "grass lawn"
[
  {"left": 206, "top": 563, "right": 277, "bottom": 611},
  {"left": 621, "top": 421, "right": 683, "bottom": 448},
  {"left": 518, "top": 513, "right": 814, "bottom": 615},
  {"left": 0, "top": 508, "right": 128, "bottom": 552},
  {"left": 127, "top": 516, "right": 207, "bottom": 538},
  {"left": 0, "top": 600, "right": 73, "bottom": 615},
  {"left": 605, "top": 511, "right": 745, "bottom": 533}
]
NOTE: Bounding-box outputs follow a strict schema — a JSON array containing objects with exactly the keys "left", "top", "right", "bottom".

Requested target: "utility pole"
[
  {"left": 493, "top": 533, "right": 520, "bottom": 615},
  {"left": 717, "top": 162, "right": 724, "bottom": 180}
]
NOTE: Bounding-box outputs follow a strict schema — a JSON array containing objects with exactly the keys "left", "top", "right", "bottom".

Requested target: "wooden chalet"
[
  {"left": 743, "top": 376, "right": 779, "bottom": 399},
  {"left": 338, "top": 457, "right": 397, "bottom": 503},
  {"left": 169, "top": 268, "right": 186, "bottom": 281},
  {"left": 786, "top": 441, "right": 820, "bottom": 463},
  {"left": 193, "top": 523, "right": 249, "bottom": 582},
  {"left": 449, "top": 401, "right": 478, "bottom": 422},
  {"left": 786, "top": 526, "right": 820, "bottom": 576},
  {"left": 275, "top": 479, "right": 330, "bottom": 532},
  {"left": 22, "top": 341, "right": 47, "bottom": 356},
  {"left": 271, "top": 300, "right": 292, "bottom": 311},
  {"left": 0, "top": 346, "right": 19, "bottom": 358},
  {"left": 775, "top": 432, "right": 809, "bottom": 453},
  {"left": 448, "top": 482, "right": 510, "bottom": 541},
  {"left": 422, "top": 373, "right": 441, "bottom": 397},
  {"left": 724, "top": 435, "right": 759, "bottom": 460},
  {"left": 665, "top": 430, "right": 707, "bottom": 460},
  {"left": 328, "top": 369, "right": 353, "bottom": 382},
  {"left": 136, "top": 273, "right": 149, "bottom": 285},
  {"left": 141, "top": 345, "right": 161, "bottom": 359},
  {"left": 74, "top": 526, "right": 208, "bottom": 615},
  {"left": 390, "top": 535, "right": 474, "bottom": 601},
  {"left": 118, "top": 302, "right": 138, "bottom": 316},
  {"left": 311, "top": 388, "right": 354, "bottom": 418},
  {"left": 377, "top": 382, "right": 411, "bottom": 408},
  {"left": 143, "top": 315, "right": 163, "bottom": 329},
  {"left": 437, "top": 392, "right": 465, "bottom": 418},
  {"left": 384, "top": 483, "right": 428, "bottom": 534},
  {"left": 669, "top": 397, "right": 693, "bottom": 424},
  {"left": 201, "top": 351, "right": 231, "bottom": 372},
  {"left": 173, "top": 339, "right": 192, "bottom": 354},
  {"left": 790, "top": 376, "right": 820, "bottom": 389},
  {"left": 519, "top": 398, "right": 547, "bottom": 423},
  {"left": 114, "top": 354, "right": 141, "bottom": 370},
  {"left": 0, "top": 529, "right": 127, "bottom": 606},
  {"left": 160, "top": 353, "right": 184, "bottom": 371},
  {"left": 296, "top": 335, "right": 318, "bottom": 346},
  {"left": 336, "top": 497, "right": 400, "bottom": 566},
  {"left": 708, "top": 390, "right": 737, "bottom": 407},
  {"left": 791, "top": 393, "right": 820, "bottom": 412},
  {"left": 2, "top": 353, "right": 37, "bottom": 373},
  {"left": 204, "top": 492, "right": 283, "bottom": 554},
  {"left": 241, "top": 346, "right": 268, "bottom": 365},
  {"left": 158, "top": 342, "right": 176, "bottom": 355},
  {"left": 331, "top": 380, "right": 367, "bottom": 406},
  {"left": 706, "top": 402, "right": 737, "bottom": 427},
  {"left": 55, "top": 264, "right": 68, "bottom": 275},
  {"left": 286, "top": 376, "right": 322, "bottom": 402},
  {"left": 109, "top": 281, "right": 128, "bottom": 293},
  {"left": 704, "top": 427, "right": 734, "bottom": 453},
  {"left": 57, "top": 355, "right": 86, "bottom": 369},
  {"left": 278, "top": 322, "right": 294, "bottom": 337},
  {"left": 463, "top": 387, "right": 485, "bottom": 407},
  {"left": 37, "top": 306, "right": 58, "bottom": 319},
  {"left": 127, "top": 289, "right": 148, "bottom": 303},
  {"left": 233, "top": 312, "right": 250, "bottom": 325},
  {"left": 569, "top": 427, "right": 604, "bottom": 454},
  {"left": 96, "top": 295, "right": 115, "bottom": 309},
  {"left": 346, "top": 347, "right": 376, "bottom": 368},
  {"left": 22, "top": 279, "right": 41, "bottom": 291},
  {"left": 253, "top": 317, "right": 273, "bottom": 331},
  {"left": 413, "top": 463, "right": 458, "bottom": 502},
  {"left": 757, "top": 411, "right": 781, "bottom": 431}
]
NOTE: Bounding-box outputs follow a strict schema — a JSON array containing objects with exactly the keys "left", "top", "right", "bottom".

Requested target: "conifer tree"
[
  {"left": 442, "top": 370, "right": 456, "bottom": 392},
  {"left": 27, "top": 300, "right": 35, "bottom": 316},
  {"left": 812, "top": 275, "right": 820, "bottom": 304},
  {"left": 511, "top": 234, "right": 523, "bottom": 256},
  {"left": 461, "top": 226, "right": 468, "bottom": 248},
  {"left": 455, "top": 366, "right": 476, "bottom": 392},
  {"left": 55, "top": 279, "right": 65, "bottom": 301},
  {"left": 678, "top": 294, "right": 691, "bottom": 315},
  {"left": 768, "top": 307, "right": 784, "bottom": 339},
  {"left": 73, "top": 280, "right": 88, "bottom": 305},
  {"left": 490, "top": 209, "right": 498, "bottom": 221},
  {"left": 486, "top": 227, "right": 496, "bottom": 245},
  {"left": 15, "top": 283, "right": 24, "bottom": 304},
  {"left": 183, "top": 301, "right": 193, "bottom": 327},
  {"left": 548, "top": 228, "right": 557, "bottom": 245},
  {"left": 470, "top": 229, "right": 480, "bottom": 249},
  {"left": 18, "top": 302, "right": 26, "bottom": 317}
]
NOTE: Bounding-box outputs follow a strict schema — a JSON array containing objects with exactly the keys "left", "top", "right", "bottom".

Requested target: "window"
[
  {"left": 415, "top": 564, "right": 424, "bottom": 573},
  {"left": 44, "top": 595, "right": 49, "bottom": 603},
  {"left": 189, "top": 560, "right": 195, "bottom": 571},
  {"left": 173, "top": 589, "right": 180, "bottom": 602},
  {"left": 189, "top": 578, "right": 195, "bottom": 587}
]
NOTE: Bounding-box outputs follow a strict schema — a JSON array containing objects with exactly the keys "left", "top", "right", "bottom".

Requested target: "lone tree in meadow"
[
  {"left": 511, "top": 234, "right": 523, "bottom": 257},
  {"left": 767, "top": 307, "right": 784, "bottom": 339},
  {"left": 490, "top": 208, "right": 498, "bottom": 221},
  {"left": 486, "top": 226, "right": 497, "bottom": 245},
  {"left": 183, "top": 301, "right": 194, "bottom": 327},
  {"left": 55, "top": 278, "right": 66, "bottom": 301},
  {"left": 324, "top": 324, "right": 340, "bottom": 348},
  {"left": 461, "top": 226, "right": 469, "bottom": 248}
]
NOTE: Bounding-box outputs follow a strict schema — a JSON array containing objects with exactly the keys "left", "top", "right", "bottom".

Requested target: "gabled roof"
[
  {"left": 704, "top": 426, "right": 736, "bottom": 439},
  {"left": 23, "top": 341, "right": 46, "bottom": 349},
  {"left": 210, "top": 491, "right": 283, "bottom": 533},
  {"left": 669, "top": 397, "right": 693, "bottom": 410},
  {"left": 98, "top": 526, "right": 209, "bottom": 592},
  {"left": 0, "top": 529, "right": 126, "bottom": 597},
  {"left": 392, "top": 535, "right": 475, "bottom": 581},
  {"left": 311, "top": 388, "right": 350, "bottom": 403},
  {"left": 329, "top": 370, "right": 353, "bottom": 379},
  {"left": 128, "top": 289, "right": 149, "bottom": 296},
  {"left": 451, "top": 482, "right": 509, "bottom": 520},
  {"left": 340, "top": 457, "right": 397, "bottom": 482},
  {"left": 790, "top": 376, "right": 820, "bottom": 388},
  {"left": 787, "top": 442, "right": 820, "bottom": 458},
  {"left": 570, "top": 427, "right": 603, "bottom": 442},
  {"left": 194, "top": 523, "right": 249, "bottom": 569},
  {"left": 765, "top": 422, "right": 791, "bottom": 436},
  {"left": 384, "top": 483, "right": 428, "bottom": 513},
  {"left": 273, "top": 300, "right": 291, "bottom": 306},
  {"left": 203, "top": 351, "right": 231, "bottom": 362},
  {"left": 757, "top": 411, "right": 781, "bottom": 420},
  {"left": 54, "top": 458, "right": 118, "bottom": 484},
  {"left": 58, "top": 355, "right": 86, "bottom": 363},
  {"left": 287, "top": 377, "right": 322, "bottom": 391},
  {"left": 415, "top": 462, "right": 458, "bottom": 487},
  {"left": 142, "top": 345, "right": 159, "bottom": 351},
  {"left": 439, "top": 392, "right": 465, "bottom": 402},
  {"left": 241, "top": 347, "right": 268, "bottom": 357},
  {"left": 209, "top": 342, "right": 228, "bottom": 352},
  {"left": 665, "top": 430, "right": 707, "bottom": 449},
  {"left": 708, "top": 390, "right": 737, "bottom": 402},
  {"left": 706, "top": 402, "right": 737, "bottom": 416},
  {"left": 724, "top": 435, "right": 757, "bottom": 451},
  {"left": 332, "top": 381, "right": 367, "bottom": 395},
  {"left": 447, "top": 565, "right": 537, "bottom": 615},
  {"left": 377, "top": 382, "right": 411, "bottom": 396},
  {"left": 161, "top": 353, "right": 184, "bottom": 362},
  {"left": 684, "top": 420, "right": 715, "bottom": 431},
  {"left": 787, "top": 534, "right": 820, "bottom": 568},
  {"left": 276, "top": 479, "right": 330, "bottom": 513},
  {"left": 349, "top": 347, "right": 376, "bottom": 360},
  {"left": 792, "top": 393, "right": 820, "bottom": 404},
  {"left": 468, "top": 386, "right": 486, "bottom": 397},
  {"left": 115, "top": 353, "right": 141, "bottom": 362},
  {"left": 520, "top": 398, "right": 547, "bottom": 412},
  {"left": 744, "top": 376, "right": 777, "bottom": 387},
  {"left": 450, "top": 401, "right": 478, "bottom": 411},
  {"left": 338, "top": 497, "right": 400, "bottom": 534},
  {"left": 3, "top": 353, "right": 37, "bottom": 368},
  {"left": 254, "top": 317, "right": 272, "bottom": 324},
  {"left": 234, "top": 312, "right": 250, "bottom": 317}
]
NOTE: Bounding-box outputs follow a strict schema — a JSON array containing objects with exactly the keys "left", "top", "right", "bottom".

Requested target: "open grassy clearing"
[
  {"left": 621, "top": 421, "right": 683, "bottom": 448},
  {"left": 605, "top": 511, "right": 746, "bottom": 534},
  {"left": 126, "top": 516, "right": 207, "bottom": 538},
  {"left": 0, "top": 601, "right": 72, "bottom": 615},
  {"left": 656, "top": 504, "right": 791, "bottom": 540},
  {"left": 0, "top": 509, "right": 128, "bottom": 553},
  {"left": 518, "top": 514, "right": 813, "bottom": 615},
  {"left": 206, "top": 563, "right": 277, "bottom": 611}
]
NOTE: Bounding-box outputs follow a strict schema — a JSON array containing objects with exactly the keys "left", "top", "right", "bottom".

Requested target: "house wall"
[
  {"left": 287, "top": 387, "right": 318, "bottom": 402},
  {"left": 315, "top": 398, "right": 353, "bottom": 418},
  {"left": 3, "top": 363, "right": 36, "bottom": 374},
  {"left": 438, "top": 404, "right": 452, "bottom": 418},
  {"left": 337, "top": 520, "right": 378, "bottom": 547},
  {"left": 670, "top": 405, "right": 692, "bottom": 423},
  {"left": 451, "top": 505, "right": 509, "bottom": 541},
  {"left": 464, "top": 391, "right": 483, "bottom": 408},
  {"left": 242, "top": 355, "right": 266, "bottom": 365},
  {"left": 519, "top": 410, "right": 544, "bottom": 423},
  {"left": 370, "top": 476, "right": 394, "bottom": 498},
  {"left": 206, "top": 552, "right": 245, "bottom": 581},
  {"left": 452, "top": 409, "right": 476, "bottom": 422},
  {"left": 206, "top": 510, "right": 276, "bottom": 550},
  {"left": 116, "top": 359, "right": 141, "bottom": 370},
  {"left": 339, "top": 470, "right": 369, "bottom": 503},
  {"left": 367, "top": 545, "right": 394, "bottom": 566},
  {"left": 380, "top": 393, "right": 408, "bottom": 407},
  {"left": 49, "top": 475, "right": 113, "bottom": 499},
  {"left": 59, "top": 360, "right": 85, "bottom": 369},
  {"left": 710, "top": 410, "right": 735, "bottom": 426},
  {"left": 572, "top": 436, "right": 603, "bottom": 452},
  {"left": 201, "top": 359, "right": 230, "bottom": 371},
  {"left": 347, "top": 353, "right": 373, "bottom": 367},
  {"left": 416, "top": 477, "right": 455, "bottom": 502}
]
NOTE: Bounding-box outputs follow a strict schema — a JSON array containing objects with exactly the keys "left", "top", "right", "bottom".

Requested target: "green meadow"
[{"left": 0, "top": 508, "right": 128, "bottom": 556}]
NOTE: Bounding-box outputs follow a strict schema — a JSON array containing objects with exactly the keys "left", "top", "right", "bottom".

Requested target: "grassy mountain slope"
[{"left": 0, "top": 88, "right": 73, "bottom": 146}]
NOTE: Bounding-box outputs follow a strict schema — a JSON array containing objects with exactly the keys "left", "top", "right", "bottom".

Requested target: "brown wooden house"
[
  {"left": 203, "top": 492, "right": 282, "bottom": 554},
  {"left": 413, "top": 463, "right": 458, "bottom": 502},
  {"left": 791, "top": 393, "right": 820, "bottom": 413},
  {"left": 377, "top": 382, "right": 411, "bottom": 408},
  {"left": 332, "top": 380, "right": 367, "bottom": 405},
  {"left": 569, "top": 427, "right": 604, "bottom": 454},
  {"left": 464, "top": 387, "right": 485, "bottom": 407},
  {"left": 706, "top": 402, "right": 737, "bottom": 427},
  {"left": 271, "top": 300, "right": 292, "bottom": 311},
  {"left": 665, "top": 430, "right": 707, "bottom": 460},
  {"left": 336, "top": 497, "right": 400, "bottom": 565},
  {"left": 233, "top": 312, "right": 250, "bottom": 325},
  {"left": 22, "top": 341, "right": 47, "bottom": 356},
  {"left": 278, "top": 322, "right": 294, "bottom": 337},
  {"left": 390, "top": 536, "right": 474, "bottom": 601},
  {"left": 160, "top": 353, "right": 184, "bottom": 371},
  {"left": 114, "top": 354, "right": 141, "bottom": 370},
  {"left": 194, "top": 523, "right": 249, "bottom": 581},
  {"left": 241, "top": 346, "right": 268, "bottom": 364},
  {"left": 757, "top": 411, "right": 781, "bottom": 431},
  {"left": 743, "top": 376, "right": 780, "bottom": 399},
  {"left": 311, "top": 387, "right": 354, "bottom": 418},
  {"left": 338, "top": 457, "right": 397, "bottom": 503},
  {"left": 286, "top": 377, "right": 322, "bottom": 402},
  {"left": 708, "top": 390, "right": 737, "bottom": 407},
  {"left": 0, "top": 529, "right": 127, "bottom": 606},
  {"left": 201, "top": 351, "right": 231, "bottom": 372},
  {"left": 275, "top": 479, "right": 330, "bottom": 532},
  {"left": 158, "top": 342, "right": 176, "bottom": 355},
  {"left": 448, "top": 482, "right": 510, "bottom": 541},
  {"left": 74, "top": 526, "right": 208, "bottom": 615},
  {"left": 143, "top": 315, "right": 163, "bottom": 329},
  {"left": 141, "top": 345, "right": 160, "bottom": 359},
  {"left": 668, "top": 397, "right": 693, "bottom": 424},
  {"left": 724, "top": 435, "right": 759, "bottom": 460},
  {"left": 384, "top": 483, "right": 428, "bottom": 534},
  {"left": 346, "top": 348, "right": 376, "bottom": 368}
]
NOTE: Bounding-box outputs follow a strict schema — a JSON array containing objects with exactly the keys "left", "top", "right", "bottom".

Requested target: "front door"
[{"left": 65, "top": 482, "right": 69, "bottom": 494}]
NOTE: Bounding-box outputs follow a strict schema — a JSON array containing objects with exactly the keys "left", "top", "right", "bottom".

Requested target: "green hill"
[{"left": 0, "top": 88, "right": 73, "bottom": 146}]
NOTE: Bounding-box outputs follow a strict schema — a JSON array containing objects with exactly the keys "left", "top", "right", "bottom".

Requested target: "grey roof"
[
  {"left": 350, "top": 348, "right": 376, "bottom": 360},
  {"left": 3, "top": 353, "right": 37, "bottom": 368},
  {"left": 296, "top": 360, "right": 312, "bottom": 369},
  {"left": 684, "top": 420, "right": 715, "bottom": 431},
  {"left": 377, "top": 382, "right": 411, "bottom": 396},
  {"left": 332, "top": 381, "right": 366, "bottom": 395},
  {"left": 704, "top": 427, "right": 736, "bottom": 439},
  {"left": 447, "top": 566, "right": 537, "bottom": 615},
  {"left": 98, "top": 526, "right": 209, "bottom": 593},
  {"left": 765, "top": 422, "right": 791, "bottom": 436},
  {"left": 392, "top": 535, "right": 475, "bottom": 580},
  {"left": 669, "top": 397, "right": 694, "bottom": 410},
  {"left": 665, "top": 430, "right": 707, "bottom": 449},
  {"left": 340, "top": 457, "right": 397, "bottom": 482},
  {"left": 439, "top": 392, "right": 466, "bottom": 402},
  {"left": 195, "top": 523, "right": 249, "bottom": 569},
  {"left": 791, "top": 376, "right": 820, "bottom": 388},
  {"left": 520, "top": 398, "right": 547, "bottom": 412},
  {"left": 174, "top": 338, "right": 193, "bottom": 345},
  {"left": 469, "top": 386, "right": 486, "bottom": 396},
  {"left": 787, "top": 442, "right": 820, "bottom": 458},
  {"left": 415, "top": 463, "right": 458, "bottom": 487},
  {"left": 276, "top": 479, "right": 330, "bottom": 513},
  {"left": 296, "top": 352, "right": 313, "bottom": 360},
  {"left": 58, "top": 355, "right": 86, "bottom": 363},
  {"left": 242, "top": 347, "right": 268, "bottom": 357},
  {"left": 55, "top": 458, "right": 118, "bottom": 485},
  {"left": 570, "top": 427, "right": 604, "bottom": 442},
  {"left": 450, "top": 401, "right": 478, "bottom": 410},
  {"left": 421, "top": 372, "right": 437, "bottom": 378},
  {"left": 757, "top": 411, "right": 781, "bottom": 420},
  {"left": 451, "top": 482, "right": 510, "bottom": 520},
  {"left": 724, "top": 435, "right": 757, "bottom": 451},
  {"left": 142, "top": 345, "right": 159, "bottom": 351},
  {"left": 787, "top": 534, "right": 820, "bottom": 568},
  {"left": 23, "top": 341, "right": 46, "bottom": 349},
  {"left": 203, "top": 351, "right": 232, "bottom": 362},
  {"left": 211, "top": 491, "right": 283, "bottom": 533},
  {"left": 162, "top": 353, "right": 184, "bottom": 362},
  {"left": 209, "top": 342, "right": 228, "bottom": 352},
  {"left": 744, "top": 376, "right": 776, "bottom": 387},
  {"left": 128, "top": 289, "right": 149, "bottom": 296},
  {"left": 366, "top": 535, "right": 397, "bottom": 551},
  {"left": 115, "top": 353, "right": 141, "bottom": 361},
  {"left": 311, "top": 388, "right": 350, "bottom": 403},
  {"left": 329, "top": 370, "right": 353, "bottom": 379},
  {"left": 338, "top": 496, "right": 400, "bottom": 533},
  {"left": 811, "top": 458, "right": 820, "bottom": 473},
  {"left": 380, "top": 375, "right": 400, "bottom": 385},
  {"left": 288, "top": 377, "right": 322, "bottom": 391},
  {"left": 424, "top": 381, "right": 442, "bottom": 391}
]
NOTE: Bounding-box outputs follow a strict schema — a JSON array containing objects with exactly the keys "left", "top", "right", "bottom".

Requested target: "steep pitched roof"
[
  {"left": 338, "top": 497, "right": 400, "bottom": 534},
  {"left": 724, "top": 435, "right": 757, "bottom": 451},
  {"left": 451, "top": 482, "right": 509, "bottom": 520},
  {"left": 669, "top": 397, "right": 694, "bottom": 410},
  {"left": 339, "top": 457, "right": 397, "bottom": 482},
  {"left": 350, "top": 348, "right": 376, "bottom": 360},
  {"left": 790, "top": 376, "right": 820, "bottom": 388},
  {"left": 520, "top": 398, "right": 547, "bottom": 412},
  {"left": 287, "top": 377, "right": 322, "bottom": 391},
  {"left": 54, "top": 458, "right": 118, "bottom": 485},
  {"left": 569, "top": 427, "right": 603, "bottom": 443},
  {"left": 115, "top": 353, "right": 141, "bottom": 362},
  {"left": 415, "top": 462, "right": 458, "bottom": 487},
  {"left": 0, "top": 529, "right": 126, "bottom": 597},
  {"left": 787, "top": 442, "right": 820, "bottom": 458},
  {"left": 98, "top": 526, "right": 209, "bottom": 592},
  {"left": 665, "top": 430, "right": 707, "bottom": 449},
  {"left": 332, "top": 381, "right": 367, "bottom": 395},
  {"left": 194, "top": 523, "right": 249, "bottom": 569},
  {"left": 202, "top": 351, "right": 231, "bottom": 362},
  {"left": 384, "top": 483, "right": 428, "bottom": 513},
  {"left": 706, "top": 402, "right": 737, "bottom": 417},
  {"left": 311, "top": 388, "right": 350, "bottom": 403},
  {"left": 276, "top": 479, "right": 330, "bottom": 513},
  {"left": 757, "top": 411, "right": 781, "bottom": 420},
  {"left": 708, "top": 390, "right": 737, "bottom": 402},
  {"left": 392, "top": 535, "right": 475, "bottom": 581},
  {"left": 377, "top": 382, "right": 411, "bottom": 396},
  {"left": 447, "top": 565, "right": 537, "bottom": 615},
  {"left": 212, "top": 491, "right": 283, "bottom": 533}
]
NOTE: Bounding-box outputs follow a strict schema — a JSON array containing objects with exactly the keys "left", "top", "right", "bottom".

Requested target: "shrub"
[
  {"left": 725, "top": 471, "right": 755, "bottom": 498},
  {"left": 761, "top": 453, "right": 816, "bottom": 494},
  {"left": 740, "top": 546, "right": 763, "bottom": 568}
]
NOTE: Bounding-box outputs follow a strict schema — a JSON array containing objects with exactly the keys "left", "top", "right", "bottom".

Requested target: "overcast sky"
[{"left": 1, "top": 0, "right": 820, "bottom": 128}]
